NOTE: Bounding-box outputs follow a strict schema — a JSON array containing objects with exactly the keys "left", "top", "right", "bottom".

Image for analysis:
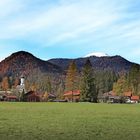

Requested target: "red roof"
[
  {"left": 131, "top": 96, "right": 139, "bottom": 100},
  {"left": 6, "top": 96, "right": 17, "bottom": 99},
  {"left": 64, "top": 90, "right": 80, "bottom": 96},
  {"left": 124, "top": 91, "right": 132, "bottom": 97}
]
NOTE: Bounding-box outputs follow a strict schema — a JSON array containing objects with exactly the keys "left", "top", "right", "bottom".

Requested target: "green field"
[{"left": 0, "top": 103, "right": 140, "bottom": 140}]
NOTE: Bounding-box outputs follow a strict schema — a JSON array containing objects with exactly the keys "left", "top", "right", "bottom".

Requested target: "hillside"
[
  {"left": 0, "top": 51, "right": 62, "bottom": 78},
  {"left": 0, "top": 51, "right": 139, "bottom": 94},
  {"left": 0, "top": 51, "right": 138, "bottom": 78},
  {"left": 48, "top": 55, "right": 136, "bottom": 73}
]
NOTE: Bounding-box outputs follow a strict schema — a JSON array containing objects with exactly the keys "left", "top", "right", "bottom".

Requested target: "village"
[{"left": 0, "top": 75, "right": 139, "bottom": 104}]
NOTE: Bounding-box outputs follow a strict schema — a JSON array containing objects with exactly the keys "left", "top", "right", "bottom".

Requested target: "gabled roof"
[
  {"left": 103, "top": 91, "right": 116, "bottom": 97},
  {"left": 48, "top": 93, "right": 56, "bottom": 98},
  {"left": 64, "top": 90, "right": 80, "bottom": 96},
  {"left": 25, "top": 91, "right": 35, "bottom": 96},
  {"left": 0, "top": 91, "right": 13, "bottom": 94},
  {"left": 6, "top": 95, "right": 17, "bottom": 99},
  {"left": 131, "top": 96, "right": 139, "bottom": 100}
]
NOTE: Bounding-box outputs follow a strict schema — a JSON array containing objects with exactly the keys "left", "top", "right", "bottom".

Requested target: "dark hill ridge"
[
  {"left": 48, "top": 55, "right": 137, "bottom": 73},
  {"left": 0, "top": 51, "right": 138, "bottom": 79},
  {"left": 0, "top": 51, "right": 62, "bottom": 77}
]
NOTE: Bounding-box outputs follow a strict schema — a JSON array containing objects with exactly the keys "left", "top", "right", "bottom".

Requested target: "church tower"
[
  {"left": 17, "top": 74, "right": 26, "bottom": 93},
  {"left": 20, "top": 75, "right": 25, "bottom": 87}
]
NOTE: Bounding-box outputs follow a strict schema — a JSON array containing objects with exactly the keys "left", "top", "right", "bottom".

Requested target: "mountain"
[
  {"left": 84, "top": 52, "right": 109, "bottom": 57},
  {"left": 0, "top": 51, "right": 138, "bottom": 79},
  {"left": 0, "top": 51, "right": 62, "bottom": 78},
  {"left": 48, "top": 55, "right": 137, "bottom": 73},
  {"left": 0, "top": 51, "right": 139, "bottom": 94}
]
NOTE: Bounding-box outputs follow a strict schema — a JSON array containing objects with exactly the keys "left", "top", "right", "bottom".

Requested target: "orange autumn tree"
[
  {"left": 1, "top": 76, "right": 10, "bottom": 91},
  {"left": 65, "top": 61, "right": 78, "bottom": 101},
  {"left": 14, "top": 78, "right": 20, "bottom": 88}
]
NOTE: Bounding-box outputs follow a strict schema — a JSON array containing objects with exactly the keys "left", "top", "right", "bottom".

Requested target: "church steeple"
[{"left": 20, "top": 75, "right": 25, "bottom": 86}]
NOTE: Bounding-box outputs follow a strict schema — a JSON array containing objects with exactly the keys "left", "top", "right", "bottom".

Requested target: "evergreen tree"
[
  {"left": 128, "top": 64, "right": 140, "bottom": 95},
  {"left": 80, "top": 59, "right": 97, "bottom": 102},
  {"left": 94, "top": 70, "right": 118, "bottom": 96}
]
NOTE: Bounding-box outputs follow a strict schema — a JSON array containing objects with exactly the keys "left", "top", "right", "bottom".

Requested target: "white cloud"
[
  {"left": 0, "top": 0, "right": 122, "bottom": 44},
  {"left": 0, "top": 0, "right": 140, "bottom": 63}
]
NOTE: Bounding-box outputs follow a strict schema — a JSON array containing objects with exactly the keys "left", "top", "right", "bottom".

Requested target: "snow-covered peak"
[{"left": 84, "top": 52, "right": 109, "bottom": 57}]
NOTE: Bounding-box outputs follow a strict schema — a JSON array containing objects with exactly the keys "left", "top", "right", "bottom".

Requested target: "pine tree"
[
  {"left": 94, "top": 70, "right": 118, "bottom": 96},
  {"left": 128, "top": 64, "right": 140, "bottom": 95},
  {"left": 80, "top": 59, "right": 97, "bottom": 102},
  {"left": 65, "top": 61, "right": 78, "bottom": 102}
]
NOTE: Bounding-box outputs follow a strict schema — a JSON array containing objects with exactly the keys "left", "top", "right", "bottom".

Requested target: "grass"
[{"left": 0, "top": 103, "right": 140, "bottom": 140}]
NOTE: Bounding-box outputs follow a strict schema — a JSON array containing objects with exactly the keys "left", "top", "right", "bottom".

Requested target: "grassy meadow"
[{"left": 0, "top": 102, "right": 140, "bottom": 140}]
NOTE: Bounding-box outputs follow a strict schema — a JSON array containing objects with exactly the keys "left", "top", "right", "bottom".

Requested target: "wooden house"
[
  {"left": 63, "top": 90, "right": 80, "bottom": 102},
  {"left": 4, "top": 95, "right": 18, "bottom": 102},
  {"left": 124, "top": 91, "right": 139, "bottom": 103},
  {"left": 131, "top": 96, "right": 139, "bottom": 103},
  {"left": 0, "top": 91, "right": 18, "bottom": 102},
  {"left": 100, "top": 91, "right": 121, "bottom": 103},
  {"left": 124, "top": 91, "right": 132, "bottom": 99},
  {"left": 24, "top": 91, "right": 40, "bottom": 102}
]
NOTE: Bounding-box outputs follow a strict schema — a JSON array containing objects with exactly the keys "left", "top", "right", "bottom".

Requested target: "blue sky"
[{"left": 0, "top": 0, "right": 140, "bottom": 63}]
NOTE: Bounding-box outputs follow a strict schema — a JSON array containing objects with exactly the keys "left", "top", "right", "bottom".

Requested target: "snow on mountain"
[{"left": 84, "top": 52, "right": 109, "bottom": 57}]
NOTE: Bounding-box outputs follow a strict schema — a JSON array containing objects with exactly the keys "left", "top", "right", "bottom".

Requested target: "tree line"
[
  {"left": 113, "top": 64, "right": 140, "bottom": 96},
  {"left": 3, "top": 59, "right": 139, "bottom": 102},
  {"left": 65, "top": 59, "right": 118, "bottom": 102}
]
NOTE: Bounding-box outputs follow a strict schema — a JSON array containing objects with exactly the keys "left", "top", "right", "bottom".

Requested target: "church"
[{"left": 16, "top": 75, "right": 41, "bottom": 102}]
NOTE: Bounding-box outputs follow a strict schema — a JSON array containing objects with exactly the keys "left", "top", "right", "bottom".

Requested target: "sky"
[{"left": 0, "top": 0, "right": 140, "bottom": 63}]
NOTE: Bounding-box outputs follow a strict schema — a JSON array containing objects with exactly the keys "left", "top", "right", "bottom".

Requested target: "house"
[
  {"left": 48, "top": 93, "right": 56, "bottom": 101},
  {"left": 4, "top": 95, "right": 18, "bottom": 102},
  {"left": 63, "top": 90, "right": 80, "bottom": 102},
  {"left": 131, "top": 96, "right": 139, "bottom": 103},
  {"left": 42, "top": 92, "right": 56, "bottom": 102},
  {"left": 100, "top": 91, "right": 121, "bottom": 103},
  {"left": 124, "top": 91, "right": 132, "bottom": 99},
  {"left": 23, "top": 91, "right": 40, "bottom": 102},
  {"left": 124, "top": 91, "right": 139, "bottom": 103},
  {"left": 0, "top": 91, "right": 17, "bottom": 101},
  {"left": 108, "top": 96, "right": 121, "bottom": 103}
]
